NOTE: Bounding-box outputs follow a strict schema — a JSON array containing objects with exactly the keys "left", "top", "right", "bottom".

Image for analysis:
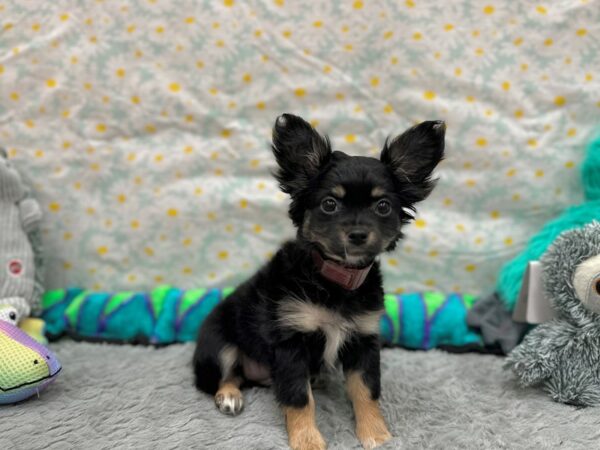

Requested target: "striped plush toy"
[
  {"left": 0, "top": 306, "right": 61, "bottom": 405},
  {"left": 41, "top": 287, "right": 481, "bottom": 350}
]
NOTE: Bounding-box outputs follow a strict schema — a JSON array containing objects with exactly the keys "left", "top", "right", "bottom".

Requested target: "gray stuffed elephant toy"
[
  {"left": 506, "top": 221, "right": 600, "bottom": 406},
  {"left": 0, "top": 148, "right": 44, "bottom": 322}
]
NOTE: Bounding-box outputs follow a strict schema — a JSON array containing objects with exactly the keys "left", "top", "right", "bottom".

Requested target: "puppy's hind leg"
[
  {"left": 214, "top": 345, "right": 244, "bottom": 416},
  {"left": 193, "top": 311, "right": 244, "bottom": 416}
]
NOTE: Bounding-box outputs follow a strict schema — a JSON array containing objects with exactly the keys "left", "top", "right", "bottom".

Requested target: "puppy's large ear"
[
  {"left": 272, "top": 114, "right": 332, "bottom": 195},
  {"left": 380, "top": 120, "right": 445, "bottom": 203}
]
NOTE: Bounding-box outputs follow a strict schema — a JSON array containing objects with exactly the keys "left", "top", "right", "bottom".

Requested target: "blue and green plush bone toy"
[{"left": 41, "top": 287, "right": 481, "bottom": 350}]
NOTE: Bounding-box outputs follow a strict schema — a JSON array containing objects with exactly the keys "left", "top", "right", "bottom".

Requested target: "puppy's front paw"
[
  {"left": 214, "top": 387, "right": 244, "bottom": 416},
  {"left": 356, "top": 430, "right": 392, "bottom": 450},
  {"left": 288, "top": 426, "right": 327, "bottom": 450},
  {"left": 346, "top": 372, "right": 392, "bottom": 449},
  {"left": 356, "top": 421, "right": 392, "bottom": 449}
]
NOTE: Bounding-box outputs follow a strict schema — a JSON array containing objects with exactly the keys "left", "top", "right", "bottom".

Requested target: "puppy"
[{"left": 193, "top": 114, "right": 445, "bottom": 450}]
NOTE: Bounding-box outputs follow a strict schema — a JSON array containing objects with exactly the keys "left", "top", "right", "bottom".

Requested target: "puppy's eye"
[
  {"left": 595, "top": 279, "right": 600, "bottom": 296},
  {"left": 321, "top": 197, "right": 338, "bottom": 214},
  {"left": 375, "top": 200, "right": 392, "bottom": 216}
]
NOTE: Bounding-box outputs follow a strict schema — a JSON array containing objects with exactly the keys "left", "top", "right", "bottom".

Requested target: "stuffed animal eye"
[
  {"left": 321, "top": 197, "right": 338, "bottom": 214},
  {"left": 595, "top": 279, "right": 600, "bottom": 295},
  {"left": 375, "top": 200, "right": 392, "bottom": 216}
]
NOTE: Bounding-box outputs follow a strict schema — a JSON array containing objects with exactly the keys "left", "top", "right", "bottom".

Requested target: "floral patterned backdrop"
[{"left": 0, "top": 0, "right": 599, "bottom": 294}]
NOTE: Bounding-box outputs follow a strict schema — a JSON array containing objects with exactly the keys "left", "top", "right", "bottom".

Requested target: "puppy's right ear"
[
  {"left": 271, "top": 114, "right": 331, "bottom": 195},
  {"left": 381, "top": 120, "right": 445, "bottom": 204}
]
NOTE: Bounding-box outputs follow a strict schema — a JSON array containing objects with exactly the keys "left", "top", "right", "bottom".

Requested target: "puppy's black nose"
[{"left": 348, "top": 230, "right": 368, "bottom": 246}]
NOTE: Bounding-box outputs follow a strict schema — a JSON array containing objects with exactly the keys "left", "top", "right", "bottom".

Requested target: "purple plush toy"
[{"left": 0, "top": 312, "right": 61, "bottom": 405}]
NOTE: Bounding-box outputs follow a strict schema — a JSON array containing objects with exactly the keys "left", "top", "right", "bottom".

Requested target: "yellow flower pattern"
[{"left": 0, "top": 0, "right": 598, "bottom": 294}]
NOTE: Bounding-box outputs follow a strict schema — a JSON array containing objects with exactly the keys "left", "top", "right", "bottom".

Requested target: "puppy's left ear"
[
  {"left": 272, "top": 114, "right": 332, "bottom": 195},
  {"left": 381, "top": 120, "right": 445, "bottom": 203}
]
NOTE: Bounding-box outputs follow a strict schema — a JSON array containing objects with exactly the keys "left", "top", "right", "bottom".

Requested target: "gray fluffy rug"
[{"left": 1, "top": 342, "right": 599, "bottom": 450}]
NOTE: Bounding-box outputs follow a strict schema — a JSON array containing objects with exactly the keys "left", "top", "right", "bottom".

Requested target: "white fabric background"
[{"left": 0, "top": 0, "right": 599, "bottom": 294}]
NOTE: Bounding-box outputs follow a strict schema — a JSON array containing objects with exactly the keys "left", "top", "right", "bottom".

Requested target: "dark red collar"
[{"left": 311, "top": 250, "right": 373, "bottom": 290}]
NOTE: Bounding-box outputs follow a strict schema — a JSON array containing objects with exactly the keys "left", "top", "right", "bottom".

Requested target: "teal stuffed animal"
[
  {"left": 497, "top": 133, "right": 600, "bottom": 310},
  {"left": 0, "top": 148, "right": 43, "bottom": 322}
]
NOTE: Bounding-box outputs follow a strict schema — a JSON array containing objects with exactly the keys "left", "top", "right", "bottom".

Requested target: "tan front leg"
[
  {"left": 346, "top": 371, "right": 392, "bottom": 450},
  {"left": 283, "top": 387, "right": 326, "bottom": 450}
]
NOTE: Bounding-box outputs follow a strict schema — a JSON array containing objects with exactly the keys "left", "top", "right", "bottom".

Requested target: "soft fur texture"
[
  {"left": 5, "top": 341, "right": 600, "bottom": 450},
  {"left": 193, "top": 114, "right": 445, "bottom": 449},
  {"left": 506, "top": 221, "right": 600, "bottom": 406}
]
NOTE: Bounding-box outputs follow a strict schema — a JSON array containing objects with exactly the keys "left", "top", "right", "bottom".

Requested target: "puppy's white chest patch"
[{"left": 278, "top": 299, "right": 381, "bottom": 368}]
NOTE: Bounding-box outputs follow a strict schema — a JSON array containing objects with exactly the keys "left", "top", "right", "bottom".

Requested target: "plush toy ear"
[
  {"left": 271, "top": 114, "right": 332, "bottom": 195},
  {"left": 380, "top": 120, "right": 446, "bottom": 203}
]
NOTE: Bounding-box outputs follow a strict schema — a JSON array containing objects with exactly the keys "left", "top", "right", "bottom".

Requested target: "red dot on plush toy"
[{"left": 8, "top": 260, "right": 23, "bottom": 276}]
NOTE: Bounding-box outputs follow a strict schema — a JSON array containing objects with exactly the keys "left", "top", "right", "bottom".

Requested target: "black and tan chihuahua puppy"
[{"left": 194, "top": 114, "right": 445, "bottom": 450}]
